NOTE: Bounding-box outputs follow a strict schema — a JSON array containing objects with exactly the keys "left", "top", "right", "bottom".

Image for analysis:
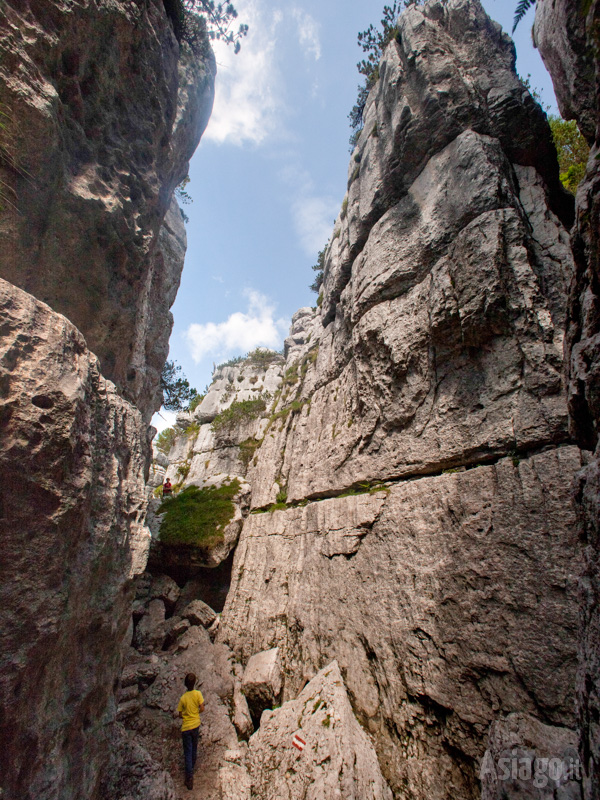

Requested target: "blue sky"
[{"left": 154, "top": 0, "right": 556, "bottom": 432}]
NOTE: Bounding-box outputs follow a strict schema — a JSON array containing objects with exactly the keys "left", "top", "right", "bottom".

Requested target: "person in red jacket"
[
  {"left": 177, "top": 672, "right": 205, "bottom": 790},
  {"left": 162, "top": 478, "right": 172, "bottom": 496}
]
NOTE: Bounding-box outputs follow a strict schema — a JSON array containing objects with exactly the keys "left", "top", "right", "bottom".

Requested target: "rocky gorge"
[{"left": 1, "top": 0, "right": 599, "bottom": 799}]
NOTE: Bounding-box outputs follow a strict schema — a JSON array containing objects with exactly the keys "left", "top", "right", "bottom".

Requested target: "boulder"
[
  {"left": 150, "top": 574, "right": 180, "bottom": 611},
  {"left": 233, "top": 684, "right": 254, "bottom": 740},
  {"left": 182, "top": 599, "right": 217, "bottom": 629},
  {"left": 241, "top": 648, "right": 283, "bottom": 719},
  {"left": 161, "top": 617, "right": 190, "bottom": 650}
]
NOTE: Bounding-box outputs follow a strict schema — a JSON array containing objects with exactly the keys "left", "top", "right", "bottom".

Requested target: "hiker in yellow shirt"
[{"left": 177, "top": 672, "right": 204, "bottom": 790}]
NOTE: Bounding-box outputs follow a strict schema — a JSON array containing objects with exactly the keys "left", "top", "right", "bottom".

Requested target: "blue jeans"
[{"left": 182, "top": 726, "right": 200, "bottom": 778}]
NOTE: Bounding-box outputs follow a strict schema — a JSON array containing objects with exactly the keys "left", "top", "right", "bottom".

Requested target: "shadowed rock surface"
[
  {"left": 0, "top": 0, "right": 215, "bottom": 419},
  {"left": 0, "top": 280, "right": 149, "bottom": 799},
  {"left": 535, "top": 1, "right": 600, "bottom": 797}
]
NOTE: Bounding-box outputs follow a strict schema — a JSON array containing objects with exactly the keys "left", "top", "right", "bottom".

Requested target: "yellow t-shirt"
[{"left": 177, "top": 689, "right": 204, "bottom": 732}]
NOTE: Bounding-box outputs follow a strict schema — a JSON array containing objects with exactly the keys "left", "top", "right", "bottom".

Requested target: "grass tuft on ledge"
[{"left": 157, "top": 480, "right": 240, "bottom": 547}]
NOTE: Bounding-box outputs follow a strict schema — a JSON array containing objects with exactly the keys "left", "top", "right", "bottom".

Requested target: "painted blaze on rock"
[{"left": 220, "top": 661, "right": 393, "bottom": 800}]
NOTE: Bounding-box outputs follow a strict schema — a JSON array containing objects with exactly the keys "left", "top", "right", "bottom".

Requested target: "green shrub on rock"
[
  {"left": 238, "top": 438, "right": 261, "bottom": 469},
  {"left": 212, "top": 395, "right": 270, "bottom": 433}
]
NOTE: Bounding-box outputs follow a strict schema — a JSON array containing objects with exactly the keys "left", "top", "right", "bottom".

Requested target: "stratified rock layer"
[
  {"left": 535, "top": 1, "right": 600, "bottom": 797},
  {"left": 0, "top": 0, "right": 215, "bottom": 419},
  {"left": 242, "top": 0, "right": 575, "bottom": 508},
  {"left": 0, "top": 280, "right": 150, "bottom": 800}
]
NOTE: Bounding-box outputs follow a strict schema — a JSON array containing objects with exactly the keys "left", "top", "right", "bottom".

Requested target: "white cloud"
[
  {"left": 185, "top": 290, "right": 289, "bottom": 363},
  {"left": 281, "top": 161, "right": 339, "bottom": 255},
  {"left": 204, "top": 0, "right": 283, "bottom": 146},
  {"left": 292, "top": 8, "right": 321, "bottom": 60},
  {"left": 292, "top": 194, "right": 339, "bottom": 255}
]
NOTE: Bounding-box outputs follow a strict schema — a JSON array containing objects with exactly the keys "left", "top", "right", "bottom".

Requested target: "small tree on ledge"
[{"left": 160, "top": 360, "right": 198, "bottom": 411}]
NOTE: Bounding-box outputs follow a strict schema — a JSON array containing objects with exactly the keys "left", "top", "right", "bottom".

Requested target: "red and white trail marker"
[{"left": 292, "top": 733, "right": 306, "bottom": 752}]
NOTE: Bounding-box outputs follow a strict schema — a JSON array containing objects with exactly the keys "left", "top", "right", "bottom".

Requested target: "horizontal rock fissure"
[{"left": 249, "top": 439, "right": 576, "bottom": 513}]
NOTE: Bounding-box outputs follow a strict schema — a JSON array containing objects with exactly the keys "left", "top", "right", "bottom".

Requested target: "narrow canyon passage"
[{"left": 1, "top": 0, "right": 599, "bottom": 798}]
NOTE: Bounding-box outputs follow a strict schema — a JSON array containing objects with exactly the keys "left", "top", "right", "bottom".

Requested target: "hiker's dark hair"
[{"left": 184, "top": 672, "right": 196, "bottom": 690}]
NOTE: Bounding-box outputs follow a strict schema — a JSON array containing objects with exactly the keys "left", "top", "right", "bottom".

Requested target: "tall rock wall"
[
  {"left": 0, "top": 1, "right": 215, "bottom": 798},
  {"left": 535, "top": 1, "right": 600, "bottom": 797},
  {"left": 0, "top": 280, "right": 149, "bottom": 800},
  {"left": 150, "top": 2, "right": 584, "bottom": 798}
]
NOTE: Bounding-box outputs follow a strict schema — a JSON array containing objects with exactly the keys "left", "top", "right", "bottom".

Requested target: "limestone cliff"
[
  {"left": 0, "top": 1, "right": 215, "bottom": 798},
  {"left": 148, "top": 2, "right": 584, "bottom": 798},
  {"left": 535, "top": 1, "right": 600, "bottom": 796}
]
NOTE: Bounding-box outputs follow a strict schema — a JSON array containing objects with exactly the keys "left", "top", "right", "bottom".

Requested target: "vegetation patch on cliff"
[
  {"left": 157, "top": 480, "right": 240, "bottom": 547},
  {"left": 238, "top": 437, "right": 262, "bottom": 468},
  {"left": 212, "top": 394, "right": 270, "bottom": 432},
  {"left": 215, "top": 348, "right": 282, "bottom": 375}
]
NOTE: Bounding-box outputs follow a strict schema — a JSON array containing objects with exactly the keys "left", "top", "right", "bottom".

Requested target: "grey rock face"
[
  {"left": 149, "top": 353, "right": 283, "bottom": 568},
  {"left": 0, "top": 280, "right": 150, "bottom": 800},
  {"left": 150, "top": 574, "right": 181, "bottom": 611},
  {"left": 535, "top": 2, "right": 600, "bottom": 797},
  {"left": 220, "top": 661, "right": 393, "bottom": 800},
  {"left": 321, "top": 0, "right": 572, "bottom": 328},
  {"left": 134, "top": 598, "right": 167, "bottom": 654},
  {"left": 138, "top": 3, "right": 585, "bottom": 797},
  {"left": 0, "top": 0, "right": 216, "bottom": 797},
  {"left": 0, "top": 0, "right": 215, "bottom": 419},
  {"left": 221, "top": 448, "right": 583, "bottom": 798},
  {"left": 100, "top": 724, "right": 176, "bottom": 800},
  {"left": 534, "top": 0, "right": 596, "bottom": 142},
  {"left": 245, "top": 32, "right": 574, "bottom": 510},
  {"left": 233, "top": 683, "right": 254, "bottom": 740},
  {"left": 480, "top": 713, "right": 582, "bottom": 800}
]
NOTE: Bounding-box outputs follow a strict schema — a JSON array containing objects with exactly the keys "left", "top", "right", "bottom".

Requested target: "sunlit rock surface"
[{"left": 149, "top": 2, "right": 583, "bottom": 797}]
